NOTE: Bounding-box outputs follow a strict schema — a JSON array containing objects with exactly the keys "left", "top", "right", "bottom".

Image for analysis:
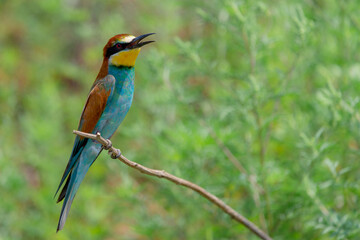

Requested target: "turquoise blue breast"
[{"left": 94, "top": 65, "right": 135, "bottom": 138}]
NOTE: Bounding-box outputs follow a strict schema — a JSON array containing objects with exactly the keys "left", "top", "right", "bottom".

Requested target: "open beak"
[{"left": 128, "top": 33, "right": 155, "bottom": 49}]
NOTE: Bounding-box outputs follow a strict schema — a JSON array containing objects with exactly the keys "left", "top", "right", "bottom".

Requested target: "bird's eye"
[{"left": 115, "top": 43, "right": 122, "bottom": 49}]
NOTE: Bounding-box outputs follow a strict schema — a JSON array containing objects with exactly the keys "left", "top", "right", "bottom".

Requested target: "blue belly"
[
  {"left": 78, "top": 66, "right": 135, "bottom": 163},
  {"left": 94, "top": 66, "right": 135, "bottom": 138}
]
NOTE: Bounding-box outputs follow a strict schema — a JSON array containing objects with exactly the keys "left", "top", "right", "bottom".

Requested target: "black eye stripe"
[
  {"left": 106, "top": 43, "right": 129, "bottom": 57},
  {"left": 116, "top": 43, "right": 128, "bottom": 49}
]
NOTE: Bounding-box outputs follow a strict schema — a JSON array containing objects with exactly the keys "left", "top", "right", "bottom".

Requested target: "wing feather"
[{"left": 55, "top": 75, "right": 115, "bottom": 197}]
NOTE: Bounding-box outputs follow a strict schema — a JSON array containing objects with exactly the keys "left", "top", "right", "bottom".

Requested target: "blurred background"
[{"left": 1, "top": 0, "right": 360, "bottom": 239}]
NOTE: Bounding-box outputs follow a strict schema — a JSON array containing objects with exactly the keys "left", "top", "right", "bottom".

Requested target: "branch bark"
[{"left": 73, "top": 130, "right": 272, "bottom": 240}]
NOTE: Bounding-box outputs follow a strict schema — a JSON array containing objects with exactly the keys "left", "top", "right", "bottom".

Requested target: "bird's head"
[{"left": 103, "top": 33, "right": 155, "bottom": 67}]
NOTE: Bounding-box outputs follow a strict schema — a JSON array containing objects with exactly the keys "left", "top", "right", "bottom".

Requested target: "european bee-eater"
[{"left": 55, "top": 33, "right": 155, "bottom": 231}]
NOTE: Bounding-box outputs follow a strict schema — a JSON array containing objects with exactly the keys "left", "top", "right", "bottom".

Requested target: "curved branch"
[{"left": 73, "top": 130, "right": 272, "bottom": 240}]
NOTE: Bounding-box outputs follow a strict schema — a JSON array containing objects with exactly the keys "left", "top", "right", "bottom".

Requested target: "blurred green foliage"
[{"left": 1, "top": 0, "right": 360, "bottom": 239}]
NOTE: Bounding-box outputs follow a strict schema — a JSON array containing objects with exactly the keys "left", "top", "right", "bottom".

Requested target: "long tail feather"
[
  {"left": 57, "top": 161, "right": 88, "bottom": 232},
  {"left": 56, "top": 145, "right": 103, "bottom": 231},
  {"left": 57, "top": 172, "right": 71, "bottom": 203},
  {"left": 54, "top": 141, "right": 85, "bottom": 198}
]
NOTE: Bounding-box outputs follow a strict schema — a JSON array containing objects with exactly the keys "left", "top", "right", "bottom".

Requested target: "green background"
[{"left": 1, "top": 0, "right": 360, "bottom": 239}]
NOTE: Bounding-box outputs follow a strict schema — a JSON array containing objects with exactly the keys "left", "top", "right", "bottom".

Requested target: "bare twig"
[
  {"left": 73, "top": 130, "right": 272, "bottom": 240},
  {"left": 199, "top": 120, "right": 267, "bottom": 232},
  {"left": 199, "top": 120, "right": 247, "bottom": 174},
  {"left": 251, "top": 100, "right": 271, "bottom": 232}
]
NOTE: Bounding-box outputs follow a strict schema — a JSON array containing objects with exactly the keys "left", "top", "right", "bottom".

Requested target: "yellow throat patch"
[{"left": 109, "top": 48, "right": 141, "bottom": 67}]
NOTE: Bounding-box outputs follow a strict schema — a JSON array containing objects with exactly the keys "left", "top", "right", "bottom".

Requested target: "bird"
[{"left": 54, "top": 33, "right": 155, "bottom": 231}]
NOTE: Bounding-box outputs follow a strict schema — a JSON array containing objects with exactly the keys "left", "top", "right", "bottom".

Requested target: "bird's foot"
[
  {"left": 103, "top": 139, "right": 112, "bottom": 150},
  {"left": 108, "top": 148, "right": 121, "bottom": 159}
]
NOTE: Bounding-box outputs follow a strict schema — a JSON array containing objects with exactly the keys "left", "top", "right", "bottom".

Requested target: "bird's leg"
[
  {"left": 103, "top": 140, "right": 112, "bottom": 150},
  {"left": 94, "top": 132, "right": 121, "bottom": 159},
  {"left": 109, "top": 148, "right": 121, "bottom": 159}
]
